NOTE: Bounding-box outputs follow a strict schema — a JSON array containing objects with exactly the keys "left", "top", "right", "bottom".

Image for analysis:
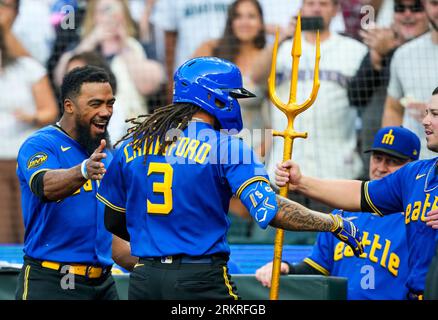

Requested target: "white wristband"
[{"left": 81, "top": 159, "right": 89, "bottom": 180}]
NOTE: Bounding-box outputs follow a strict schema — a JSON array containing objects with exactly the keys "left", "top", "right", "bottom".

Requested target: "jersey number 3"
[{"left": 147, "top": 162, "right": 173, "bottom": 214}]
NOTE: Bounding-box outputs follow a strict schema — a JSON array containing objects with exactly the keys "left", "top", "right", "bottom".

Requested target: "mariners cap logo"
[
  {"left": 27, "top": 152, "right": 48, "bottom": 169},
  {"left": 381, "top": 129, "right": 395, "bottom": 145}
]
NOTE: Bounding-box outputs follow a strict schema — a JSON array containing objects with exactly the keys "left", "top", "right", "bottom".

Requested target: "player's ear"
[{"left": 63, "top": 99, "right": 75, "bottom": 114}]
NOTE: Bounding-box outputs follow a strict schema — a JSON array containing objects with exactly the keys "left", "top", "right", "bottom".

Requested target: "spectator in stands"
[
  {"left": 66, "top": 51, "right": 117, "bottom": 95},
  {"left": 0, "top": 25, "right": 58, "bottom": 243},
  {"left": 54, "top": 0, "right": 165, "bottom": 143},
  {"left": 0, "top": 0, "right": 28, "bottom": 58},
  {"left": 47, "top": 0, "right": 87, "bottom": 87},
  {"left": 259, "top": 0, "right": 346, "bottom": 43},
  {"left": 349, "top": 0, "right": 428, "bottom": 176},
  {"left": 256, "top": 126, "right": 420, "bottom": 300},
  {"left": 382, "top": 0, "right": 438, "bottom": 159},
  {"left": 127, "top": 0, "right": 161, "bottom": 60},
  {"left": 193, "top": 0, "right": 269, "bottom": 154},
  {"left": 361, "top": 0, "right": 395, "bottom": 28},
  {"left": 253, "top": 0, "right": 368, "bottom": 183},
  {"left": 12, "top": 0, "right": 55, "bottom": 64},
  {"left": 151, "top": 0, "right": 234, "bottom": 101}
]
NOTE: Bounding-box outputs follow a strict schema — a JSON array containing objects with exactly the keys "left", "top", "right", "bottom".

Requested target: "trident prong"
[{"left": 268, "top": 14, "right": 321, "bottom": 301}]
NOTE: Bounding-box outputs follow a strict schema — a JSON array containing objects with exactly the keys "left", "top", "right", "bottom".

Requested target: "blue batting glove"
[{"left": 329, "top": 213, "right": 364, "bottom": 257}]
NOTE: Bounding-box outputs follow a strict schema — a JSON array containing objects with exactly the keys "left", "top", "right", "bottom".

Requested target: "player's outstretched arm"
[
  {"left": 42, "top": 139, "right": 108, "bottom": 201},
  {"left": 275, "top": 160, "right": 363, "bottom": 211},
  {"left": 270, "top": 196, "right": 364, "bottom": 257}
]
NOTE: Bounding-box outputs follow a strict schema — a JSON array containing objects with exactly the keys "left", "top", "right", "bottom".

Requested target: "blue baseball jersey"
[
  {"left": 16, "top": 125, "right": 113, "bottom": 266},
  {"left": 97, "top": 121, "right": 270, "bottom": 258},
  {"left": 306, "top": 210, "right": 409, "bottom": 300},
  {"left": 364, "top": 158, "right": 438, "bottom": 293}
]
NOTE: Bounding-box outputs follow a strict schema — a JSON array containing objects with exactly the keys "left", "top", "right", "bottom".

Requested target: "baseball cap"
[{"left": 365, "top": 126, "right": 420, "bottom": 160}]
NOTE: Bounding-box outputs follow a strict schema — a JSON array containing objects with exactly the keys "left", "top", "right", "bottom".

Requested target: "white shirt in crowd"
[
  {"left": 266, "top": 32, "right": 367, "bottom": 180},
  {"left": 13, "top": 0, "right": 55, "bottom": 65},
  {"left": 387, "top": 32, "right": 438, "bottom": 160},
  {"left": 0, "top": 57, "right": 47, "bottom": 158},
  {"left": 151, "top": 0, "right": 233, "bottom": 70}
]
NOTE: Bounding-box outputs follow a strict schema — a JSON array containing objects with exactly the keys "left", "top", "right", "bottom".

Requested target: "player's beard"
[{"left": 75, "top": 117, "right": 111, "bottom": 155}]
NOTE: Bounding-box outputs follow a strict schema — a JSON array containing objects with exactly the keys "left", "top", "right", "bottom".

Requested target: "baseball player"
[
  {"left": 257, "top": 126, "right": 421, "bottom": 299},
  {"left": 96, "top": 56, "right": 363, "bottom": 300},
  {"left": 275, "top": 87, "right": 438, "bottom": 300},
  {"left": 15, "top": 66, "right": 118, "bottom": 300}
]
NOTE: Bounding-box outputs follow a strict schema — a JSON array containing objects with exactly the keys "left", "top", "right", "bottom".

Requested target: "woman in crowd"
[
  {"left": 193, "top": 0, "right": 270, "bottom": 156},
  {"left": 54, "top": 0, "right": 165, "bottom": 142},
  {"left": 0, "top": 25, "right": 58, "bottom": 243}
]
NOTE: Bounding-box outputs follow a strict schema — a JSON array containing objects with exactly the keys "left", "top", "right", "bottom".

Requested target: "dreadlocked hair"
[{"left": 115, "top": 103, "right": 202, "bottom": 162}]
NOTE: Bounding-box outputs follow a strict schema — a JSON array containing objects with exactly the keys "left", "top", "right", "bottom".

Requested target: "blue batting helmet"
[{"left": 173, "top": 57, "right": 256, "bottom": 132}]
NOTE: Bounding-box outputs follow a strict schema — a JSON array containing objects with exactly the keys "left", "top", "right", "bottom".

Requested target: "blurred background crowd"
[{"left": 0, "top": 0, "right": 437, "bottom": 246}]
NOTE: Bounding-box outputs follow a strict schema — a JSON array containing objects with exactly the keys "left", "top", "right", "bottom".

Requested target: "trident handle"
[{"left": 268, "top": 14, "right": 321, "bottom": 300}]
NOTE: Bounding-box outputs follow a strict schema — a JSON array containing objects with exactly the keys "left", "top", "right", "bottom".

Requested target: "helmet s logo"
[{"left": 27, "top": 152, "right": 48, "bottom": 169}]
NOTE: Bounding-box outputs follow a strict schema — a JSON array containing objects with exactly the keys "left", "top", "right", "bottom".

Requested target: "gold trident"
[{"left": 268, "top": 14, "right": 321, "bottom": 300}]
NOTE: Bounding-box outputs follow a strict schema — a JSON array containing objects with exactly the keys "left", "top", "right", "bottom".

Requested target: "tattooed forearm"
[{"left": 270, "top": 195, "right": 334, "bottom": 231}]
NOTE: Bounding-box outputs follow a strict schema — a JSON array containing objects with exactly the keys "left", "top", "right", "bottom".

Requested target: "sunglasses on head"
[{"left": 394, "top": 3, "right": 424, "bottom": 13}]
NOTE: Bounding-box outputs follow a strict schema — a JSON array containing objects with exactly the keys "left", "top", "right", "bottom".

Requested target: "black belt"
[{"left": 139, "top": 254, "right": 227, "bottom": 264}]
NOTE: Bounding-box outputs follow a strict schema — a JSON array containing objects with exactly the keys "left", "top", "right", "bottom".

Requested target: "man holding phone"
[{"left": 252, "top": 0, "right": 367, "bottom": 212}]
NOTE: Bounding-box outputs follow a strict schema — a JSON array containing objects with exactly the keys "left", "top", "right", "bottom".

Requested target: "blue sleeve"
[
  {"left": 17, "top": 136, "right": 61, "bottom": 189},
  {"left": 303, "top": 209, "right": 339, "bottom": 275},
  {"left": 97, "top": 147, "right": 126, "bottom": 213},
  {"left": 220, "top": 137, "right": 270, "bottom": 198},
  {"left": 240, "top": 180, "right": 277, "bottom": 229},
  {"left": 364, "top": 164, "right": 407, "bottom": 216}
]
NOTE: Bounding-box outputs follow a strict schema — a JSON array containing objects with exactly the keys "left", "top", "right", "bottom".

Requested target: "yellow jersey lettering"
[
  {"left": 405, "top": 203, "right": 412, "bottom": 224},
  {"left": 432, "top": 195, "right": 438, "bottom": 210},
  {"left": 344, "top": 245, "right": 354, "bottom": 257},
  {"left": 421, "top": 193, "right": 431, "bottom": 222},
  {"left": 359, "top": 231, "right": 371, "bottom": 258},
  {"left": 380, "top": 239, "right": 391, "bottom": 268},
  {"left": 388, "top": 253, "right": 400, "bottom": 277},
  {"left": 83, "top": 179, "right": 92, "bottom": 192},
  {"left": 153, "top": 138, "right": 160, "bottom": 155},
  {"left": 124, "top": 144, "right": 134, "bottom": 163},
  {"left": 166, "top": 142, "right": 177, "bottom": 157},
  {"left": 184, "top": 139, "right": 201, "bottom": 160},
  {"left": 175, "top": 137, "right": 190, "bottom": 157},
  {"left": 334, "top": 242, "right": 344, "bottom": 261},
  {"left": 195, "top": 143, "right": 211, "bottom": 164},
  {"left": 134, "top": 141, "right": 143, "bottom": 158},
  {"left": 369, "top": 234, "right": 382, "bottom": 263},
  {"left": 72, "top": 179, "right": 93, "bottom": 195},
  {"left": 333, "top": 231, "right": 400, "bottom": 277},
  {"left": 411, "top": 201, "right": 422, "bottom": 221}
]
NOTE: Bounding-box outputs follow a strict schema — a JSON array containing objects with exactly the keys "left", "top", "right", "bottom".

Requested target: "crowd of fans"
[{"left": 0, "top": 0, "right": 436, "bottom": 248}]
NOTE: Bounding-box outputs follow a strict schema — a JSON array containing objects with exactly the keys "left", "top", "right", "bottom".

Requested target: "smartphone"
[{"left": 299, "top": 16, "right": 324, "bottom": 31}]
